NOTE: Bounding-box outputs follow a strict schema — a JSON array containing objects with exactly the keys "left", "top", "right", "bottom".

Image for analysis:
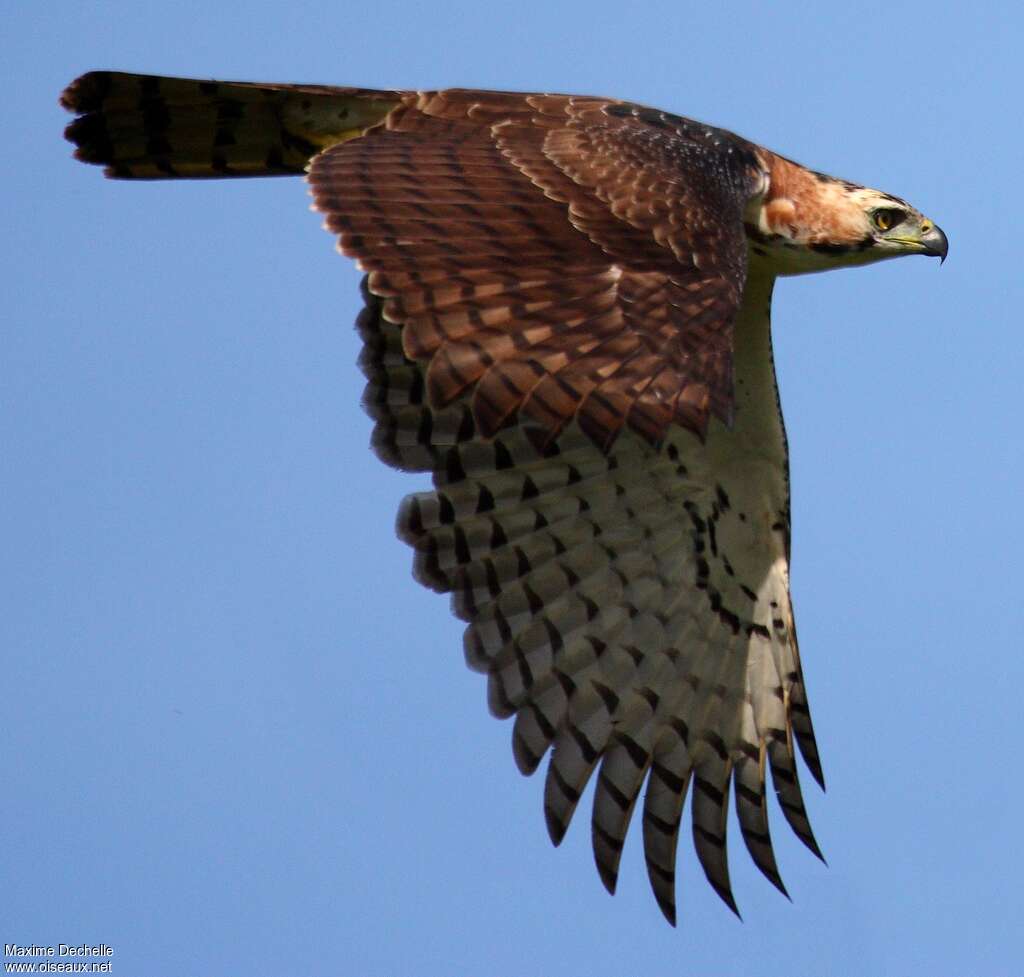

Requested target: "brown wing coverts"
[{"left": 309, "top": 89, "right": 765, "bottom": 448}]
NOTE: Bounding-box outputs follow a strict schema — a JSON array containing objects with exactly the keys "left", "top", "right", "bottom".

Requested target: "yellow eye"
[{"left": 872, "top": 208, "right": 905, "bottom": 232}]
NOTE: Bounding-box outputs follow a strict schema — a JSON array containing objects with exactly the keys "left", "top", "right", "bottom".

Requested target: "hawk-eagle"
[{"left": 60, "top": 71, "right": 947, "bottom": 924}]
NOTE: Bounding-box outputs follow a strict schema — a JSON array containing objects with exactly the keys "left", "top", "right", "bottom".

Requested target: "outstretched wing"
[
  {"left": 309, "top": 91, "right": 822, "bottom": 923},
  {"left": 60, "top": 74, "right": 825, "bottom": 922}
]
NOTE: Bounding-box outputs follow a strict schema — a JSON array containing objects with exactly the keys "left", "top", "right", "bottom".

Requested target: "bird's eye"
[{"left": 872, "top": 208, "right": 905, "bottom": 232}]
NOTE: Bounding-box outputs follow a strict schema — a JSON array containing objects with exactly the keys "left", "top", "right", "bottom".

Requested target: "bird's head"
[{"left": 746, "top": 152, "right": 947, "bottom": 276}]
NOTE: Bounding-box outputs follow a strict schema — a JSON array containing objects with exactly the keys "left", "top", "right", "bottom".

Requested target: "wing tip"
[
  {"left": 648, "top": 874, "right": 678, "bottom": 927},
  {"left": 544, "top": 803, "right": 569, "bottom": 847},
  {"left": 594, "top": 856, "right": 619, "bottom": 895}
]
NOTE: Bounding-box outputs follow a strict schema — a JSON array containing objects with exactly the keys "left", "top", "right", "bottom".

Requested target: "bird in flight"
[{"left": 61, "top": 71, "right": 946, "bottom": 925}]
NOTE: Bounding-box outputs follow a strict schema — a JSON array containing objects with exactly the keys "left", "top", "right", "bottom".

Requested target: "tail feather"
[{"left": 60, "top": 71, "right": 399, "bottom": 179}]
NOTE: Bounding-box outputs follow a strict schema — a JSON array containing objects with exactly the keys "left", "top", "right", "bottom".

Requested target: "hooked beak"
[
  {"left": 885, "top": 219, "right": 948, "bottom": 263},
  {"left": 919, "top": 221, "right": 948, "bottom": 263}
]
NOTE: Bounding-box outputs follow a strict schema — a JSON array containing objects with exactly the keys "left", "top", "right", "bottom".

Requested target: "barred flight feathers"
[
  {"left": 62, "top": 69, "right": 945, "bottom": 925},
  {"left": 353, "top": 275, "right": 822, "bottom": 926}
]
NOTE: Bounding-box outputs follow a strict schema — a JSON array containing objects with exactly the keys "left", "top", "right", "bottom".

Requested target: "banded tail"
[{"left": 60, "top": 71, "right": 400, "bottom": 179}]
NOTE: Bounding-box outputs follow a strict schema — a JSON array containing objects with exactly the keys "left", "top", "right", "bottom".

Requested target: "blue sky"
[{"left": 5, "top": 2, "right": 1022, "bottom": 974}]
